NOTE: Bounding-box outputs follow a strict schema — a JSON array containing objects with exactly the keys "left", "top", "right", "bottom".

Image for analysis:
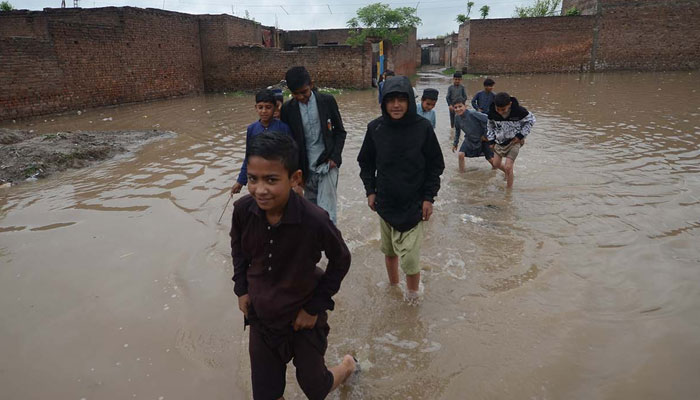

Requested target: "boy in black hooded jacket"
[{"left": 357, "top": 76, "right": 445, "bottom": 300}]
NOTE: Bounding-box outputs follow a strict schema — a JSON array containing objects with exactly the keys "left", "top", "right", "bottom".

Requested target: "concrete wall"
[
  {"left": 222, "top": 45, "right": 372, "bottom": 90},
  {"left": 1, "top": 7, "right": 204, "bottom": 121}
]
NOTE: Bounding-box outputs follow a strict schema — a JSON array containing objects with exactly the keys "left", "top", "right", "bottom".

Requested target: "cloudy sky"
[{"left": 11, "top": 0, "right": 558, "bottom": 38}]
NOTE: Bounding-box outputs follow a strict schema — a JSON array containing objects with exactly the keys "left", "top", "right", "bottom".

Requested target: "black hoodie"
[{"left": 357, "top": 76, "right": 445, "bottom": 232}]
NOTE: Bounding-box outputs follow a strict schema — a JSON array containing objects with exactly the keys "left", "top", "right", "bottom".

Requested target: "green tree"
[
  {"left": 565, "top": 6, "right": 581, "bottom": 16},
  {"left": 480, "top": 5, "right": 490, "bottom": 19},
  {"left": 514, "top": 0, "right": 561, "bottom": 18},
  {"left": 346, "top": 3, "right": 421, "bottom": 47},
  {"left": 0, "top": 1, "right": 15, "bottom": 11},
  {"left": 456, "top": 1, "right": 475, "bottom": 23}
]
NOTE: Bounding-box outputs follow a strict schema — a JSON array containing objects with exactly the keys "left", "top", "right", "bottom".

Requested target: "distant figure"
[
  {"left": 416, "top": 88, "right": 439, "bottom": 129},
  {"left": 230, "top": 132, "right": 356, "bottom": 400},
  {"left": 231, "top": 89, "right": 292, "bottom": 195},
  {"left": 471, "top": 78, "right": 495, "bottom": 113},
  {"left": 272, "top": 88, "right": 284, "bottom": 119},
  {"left": 377, "top": 70, "right": 395, "bottom": 104},
  {"left": 487, "top": 92, "right": 536, "bottom": 188},
  {"left": 451, "top": 97, "right": 496, "bottom": 172},
  {"left": 281, "top": 66, "right": 347, "bottom": 224},
  {"left": 358, "top": 76, "right": 445, "bottom": 301},
  {"left": 445, "top": 71, "right": 467, "bottom": 129}
]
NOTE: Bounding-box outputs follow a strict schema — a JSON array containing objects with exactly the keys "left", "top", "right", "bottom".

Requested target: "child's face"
[
  {"left": 496, "top": 103, "right": 512, "bottom": 118},
  {"left": 453, "top": 102, "right": 466, "bottom": 116},
  {"left": 421, "top": 98, "right": 437, "bottom": 112},
  {"left": 291, "top": 84, "right": 313, "bottom": 104},
  {"left": 484, "top": 85, "right": 494, "bottom": 93},
  {"left": 246, "top": 156, "right": 301, "bottom": 213},
  {"left": 255, "top": 102, "right": 275, "bottom": 123},
  {"left": 273, "top": 100, "right": 282, "bottom": 119},
  {"left": 385, "top": 95, "right": 409, "bottom": 120},
  {"left": 453, "top": 77, "right": 462, "bottom": 86}
]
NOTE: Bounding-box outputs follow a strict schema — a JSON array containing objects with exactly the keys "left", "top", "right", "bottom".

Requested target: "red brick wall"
[
  {"left": 595, "top": 0, "right": 700, "bottom": 71},
  {"left": 281, "top": 29, "right": 353, "bottom": 49},
  {"left": 199, "top": 14, "right": 272, "bottom": 91},
  {"left": 386, "top": 28, "right": 417, "bottom": 77},
  {"left": 222, "top": 45, "right": 373, "bottom": 90},
  {"left": 468, "top": 16, "right": 594, "bottom": 74},
  {"left": 456, "top": 22, "right": 469, "bottom": 70},
  {"left": 1, "top": 7, "right": 203, "bottom": 120}
]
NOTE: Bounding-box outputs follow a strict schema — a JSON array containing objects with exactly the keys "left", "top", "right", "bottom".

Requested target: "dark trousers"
[
  {"left": 249, "top": 313, "right": 334, "bottom": 400},
  {"left": 449, "top": 109, "right": 456, "bottom": 128}
]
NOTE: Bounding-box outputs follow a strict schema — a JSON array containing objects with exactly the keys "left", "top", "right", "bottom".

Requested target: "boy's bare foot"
[{"left": 329, "top": 355, "right": 357, "bottom": 391}]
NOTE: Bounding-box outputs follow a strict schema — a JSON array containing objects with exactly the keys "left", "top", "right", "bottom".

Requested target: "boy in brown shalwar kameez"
[{"left": 230, "top": 132, "right": 356, "bottom": 400}]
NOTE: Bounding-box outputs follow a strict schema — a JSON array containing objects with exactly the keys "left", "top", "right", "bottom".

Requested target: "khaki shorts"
[
  {"left": 379, "top": 218, "right": 423, "bottom": 276},
  {"left": 494, "top": 141, "right": 521, "bottom": 161}
]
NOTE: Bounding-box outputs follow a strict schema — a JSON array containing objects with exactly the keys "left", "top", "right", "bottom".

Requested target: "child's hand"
[
  {"left": 238, "top": 294, "right": 250, "bottom": 318},
  {"left": 422, "top": 201, "right": 433, "bottom": 221},
  {"left": 367, "top": 194, "right": 376, "bottom": 211},
  {"left": 328, "top": 159, "right": 337, "bottom": 169},
  {"left": 448, "top": 105, "right": 454, "bottom": 111},
  {"left": 452, "top": 145, "right": 457, "bottom": 153},
  {"left": 293, "top": 308, "right": 318, "bottom": 331},
  {"left": 231, "top": 182, "right": 243, "bottom": 195}
]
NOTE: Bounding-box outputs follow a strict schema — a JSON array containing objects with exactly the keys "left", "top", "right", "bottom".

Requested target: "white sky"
[{"left": 10, "top": 0, "right": 557, "bottom": 38}]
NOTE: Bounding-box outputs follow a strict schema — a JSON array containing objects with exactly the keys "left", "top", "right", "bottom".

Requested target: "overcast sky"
[{"left": 11, "top": 0, "right": 558, "bottom": 38}]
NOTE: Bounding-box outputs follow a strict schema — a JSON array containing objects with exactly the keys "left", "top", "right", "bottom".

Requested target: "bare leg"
[
  {"left": 458, "top": 152, "right": 466, "bottom": 172},
  {"left": 492, "top": 153, "right": 505, "bottom": 173},
  {"left": 385, "top": 255, "right": 399, "bottom": 285},
  {"left": 329, "top": 355, "right": 357, "bottom": 392},
  {"left": 504, "top": 158, "right": 515, "bottom": 188},
  {"left": 406, "top": 272, "right": 420, "bottom": 292},
  {"left": 487, "top": 157, "right": 497, "bottom": 170}
]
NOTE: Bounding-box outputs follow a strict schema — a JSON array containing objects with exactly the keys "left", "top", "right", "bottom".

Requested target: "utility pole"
[{"left": 61, "top": 0, "right": 66, "bottom": 8}]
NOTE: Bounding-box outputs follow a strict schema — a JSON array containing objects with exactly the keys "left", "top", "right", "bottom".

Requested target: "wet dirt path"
[{"left": 1, "top": 71, "right": 699, "bottom": 399}]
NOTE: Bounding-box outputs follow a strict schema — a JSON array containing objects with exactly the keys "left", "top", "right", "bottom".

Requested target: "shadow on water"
[{"left": 1, "top": 71, "right": 700, "bottom": 399}]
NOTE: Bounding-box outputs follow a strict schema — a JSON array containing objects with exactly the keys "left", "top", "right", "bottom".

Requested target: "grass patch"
[
  {"left": 22, "top": 165, "right": 43, "bottom": 178},
  {"left": 223, "top": 91, "right": 248, "bottom": 97},
  {"left": 442, "top": 67, "right": 456, "bottom": 76}
]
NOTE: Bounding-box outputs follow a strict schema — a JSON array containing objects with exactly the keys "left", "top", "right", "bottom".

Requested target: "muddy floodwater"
[{"left": 2, "top": 71, "right": 700, "bottom": 399}]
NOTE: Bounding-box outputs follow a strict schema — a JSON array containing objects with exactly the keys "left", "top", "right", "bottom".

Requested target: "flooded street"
[{"left": 1, "top": 71, "right": 700, "bottom": 399}]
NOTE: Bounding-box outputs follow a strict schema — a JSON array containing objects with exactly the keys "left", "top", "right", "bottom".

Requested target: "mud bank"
[{"left": 0, "top": 129, "right": 175, "bottom": 185}]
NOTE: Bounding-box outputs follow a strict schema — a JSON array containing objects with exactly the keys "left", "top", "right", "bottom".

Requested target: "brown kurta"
[{"left": 230, "top": 191, "right": 351, "bottom": 329}]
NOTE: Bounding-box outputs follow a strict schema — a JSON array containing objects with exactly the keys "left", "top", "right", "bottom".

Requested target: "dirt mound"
[{"left": 0, "top": 128, "right": 175, "bottom": 185}]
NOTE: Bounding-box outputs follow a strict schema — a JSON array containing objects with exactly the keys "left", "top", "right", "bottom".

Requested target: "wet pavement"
[{"left": 1, "top": 71, "right": 699, "bottom": 399}]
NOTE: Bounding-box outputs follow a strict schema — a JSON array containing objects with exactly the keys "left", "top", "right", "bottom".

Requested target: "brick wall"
[
  {"left": 466, "top": 0, "right": 699, "bottom": 74},
  {"left": 468, "top": 16, "right": 595, "bottom": 74},
  {"left": 222, "top": 45, "right": 373, "bottom": 90},
  {"left": 562, "top": 0, "right": 598, "bottom": 14},
  {"left": 1, "top": 7, "right": 203, "bottom": 120},
  {"left": 281, "top": 29, "right": 353, "bottom": 50},
  {"left": 595, "top": 0, "right": 700, "bottom": 71},
  {"left": 385, "top": 28, "right": 417, "bottom": 77},
  {"left": 456, "top": 22, "right": 469, "bottom": 70}
]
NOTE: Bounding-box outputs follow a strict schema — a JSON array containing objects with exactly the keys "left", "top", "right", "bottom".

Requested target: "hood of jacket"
[
  {"left": 380, "top": 76, "right": 419, "bottom": 126},
  {"left": 487, "top": 97, "right": 529, "bottom": 121}
]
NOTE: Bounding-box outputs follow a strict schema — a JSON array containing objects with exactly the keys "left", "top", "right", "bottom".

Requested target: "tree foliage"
[
  {"left": 456, "top": 1, "right": 475, "bottom": 23},
  {"left": 0, "top": 1, "right": 15, "bottom": 11},
  {"left": 479, "top": 5, "right": 490, "bottom": 19},
  {"left": 514, "top": 0, "right": 561, "bottom": 18},
  {"left": 565, "top": 6, "right": 581, "bottom": 16},
  {"left": 347, "top": 3, "right": 421, "bottom": 47}
]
